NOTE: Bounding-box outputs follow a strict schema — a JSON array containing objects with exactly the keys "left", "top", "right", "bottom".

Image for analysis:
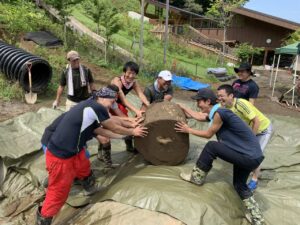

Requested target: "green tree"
[
  {"left": 206, "top": 0, "right": 248, "bottom": 63},
  {"left": 160, "top": 0, "right": 204, "bottom": 13},
  {"left": 125, "top": 16, "right": 140, "bottom": 49},
  {"left": 284, "top": 29, "right": 300, "bottom": 45},
  {"left": 183, "top": 0, "right": 203, "bottom": 13},
  {"left": 84, "top": 0, "right": 122, "bottom": 63},
  {"left": 101, "top": 4, "right": 122, "bottom": 63},
  {"left": 234, "top": 42, "right": 262, "bottom": 63},
  {"left": 196, "top": 0, "right": 213, "bottom": 13},
  {"left": 45, "top": 0, "right": 83, "bottom": 45},
  {"left": 82, "top": 0, "right": 104, "bottom": 34}
]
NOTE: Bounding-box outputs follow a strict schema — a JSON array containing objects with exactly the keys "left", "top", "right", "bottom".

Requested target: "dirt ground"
[{"left": 0, "top": 61, "right": 299, "bottom": 122}]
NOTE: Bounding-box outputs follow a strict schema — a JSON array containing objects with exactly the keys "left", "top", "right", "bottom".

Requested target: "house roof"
[
  {"left": 231, "top": 7, "right": 300, "bottom": 31},
  {"left": 145, "top": 0, "right": 300, "bottom": 31}
]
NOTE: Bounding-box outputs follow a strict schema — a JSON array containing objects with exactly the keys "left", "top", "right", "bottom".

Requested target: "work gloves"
[{"left": 52, "top": 100, "right": 58, "bottom": 109}]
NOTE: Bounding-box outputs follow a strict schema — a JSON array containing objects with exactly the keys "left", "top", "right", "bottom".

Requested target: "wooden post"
[
  {"left": 163, "top": 0, "right": 169, "bottom": 65},
  {"left": 139, "top": 0, "right": 145, "bottom": 68},
  {"left": 263, "top": 49, "right": 268, "bottom": 65}
]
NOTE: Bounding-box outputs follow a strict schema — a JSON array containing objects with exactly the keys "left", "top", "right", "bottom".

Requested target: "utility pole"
[
  {"left": 139, "top": 0, "right": 145, "bottom": 69},
  {"left": 163, "top": 0, "right": 169, "bottom": 65}
]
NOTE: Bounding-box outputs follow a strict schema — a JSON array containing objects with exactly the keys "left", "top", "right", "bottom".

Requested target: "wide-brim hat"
[{"left": 234, "top": 62, "right": 253, "bottom": 75}]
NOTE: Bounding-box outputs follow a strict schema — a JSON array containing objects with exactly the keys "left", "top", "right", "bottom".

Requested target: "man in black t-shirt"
[
  {"left": 176, "top": 88, "right": 265, "bottom": 225},
  {"left": 232, "top": 62, "right": 259, "bottom": 105},
  {"left": 37, "top": 87, "right": 147, "bottom": 225},
  {"left": 52, "top": 50, "right": 96, "bottom": 111}
]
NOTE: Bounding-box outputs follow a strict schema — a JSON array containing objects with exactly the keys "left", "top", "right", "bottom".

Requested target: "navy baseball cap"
[{"left": 191, "top": 88, "right": 217, "bottom": 103}]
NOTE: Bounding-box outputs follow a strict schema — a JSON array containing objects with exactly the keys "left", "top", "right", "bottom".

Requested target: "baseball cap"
[
  {"left": 158, "top": 70, "right": 173, "bottom": 81},
  {"left": 67, "top": 50, "right": 80, "bottom": 61},
  {"left": 234, "top": 62, "right": 253, "bottom": 75},
  {"left": 94, "top": 87, "right": 117, "bottom": 99},
  {"left": 191, "top": 88, "right": 217, "bottom": 103}
]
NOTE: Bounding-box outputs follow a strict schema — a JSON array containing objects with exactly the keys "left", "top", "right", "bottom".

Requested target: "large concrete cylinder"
[{"left": 135, "top": 101, "right": 189, "bottom": 166}]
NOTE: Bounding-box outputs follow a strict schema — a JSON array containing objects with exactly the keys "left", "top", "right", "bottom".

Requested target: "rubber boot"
[
  {"left": 43, "top": 177, "right": 81, "bottom": 187},
  {"left": 97, "top": 143, "right": 104, "bottom": 161},
  {"left": 80, "top": 171, "right": 99, "bottom": 196},
  {"left": 36, "top": 206, "right": 52, "bottom": 225},
  {"left": 42, "top": 177, "right": 48, "bottom": 189},
  {"left": 98, "top": 142, "right": 120, "bottom": 168},
  {"left": 180, "top": 166, "right": 208, "bottom": 185},
  {"left": 124, "top": 136, "right": 137, "bottom": 153},
  {"left": 243, "top": 196, "right": 265, "bottom": 225}
]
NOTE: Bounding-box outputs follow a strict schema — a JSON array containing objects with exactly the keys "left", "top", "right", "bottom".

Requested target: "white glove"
[{"left": 52, "top": 100, "right": 58, "bottom": 109}]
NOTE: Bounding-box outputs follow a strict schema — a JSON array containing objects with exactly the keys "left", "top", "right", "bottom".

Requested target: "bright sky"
[{"left": 244, "top": 0, "right": 300, "bottom": 24}]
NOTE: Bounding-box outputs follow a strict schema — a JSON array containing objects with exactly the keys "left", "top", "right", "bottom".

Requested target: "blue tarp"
[{"left": 172, "top": 75, "right": 210, "bottom": 91}]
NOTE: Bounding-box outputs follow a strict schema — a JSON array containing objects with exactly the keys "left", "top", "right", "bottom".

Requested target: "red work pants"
[{"left": 41, "top": 149, "right": 91, "bottom": 217}]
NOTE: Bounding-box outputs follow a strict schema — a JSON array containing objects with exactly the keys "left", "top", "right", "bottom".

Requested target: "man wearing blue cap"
[{"left": 175, "top": 88, "right": 265, "bottom": 225}]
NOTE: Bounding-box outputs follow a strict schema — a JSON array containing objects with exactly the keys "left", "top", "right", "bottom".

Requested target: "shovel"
[{"left": 25, "top": 62, "right": 37, "bottom": 104}]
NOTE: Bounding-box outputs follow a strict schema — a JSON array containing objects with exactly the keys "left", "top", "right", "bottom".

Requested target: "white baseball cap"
[{"left": 158, "top": 70, "right": 172, "bottom": 81}]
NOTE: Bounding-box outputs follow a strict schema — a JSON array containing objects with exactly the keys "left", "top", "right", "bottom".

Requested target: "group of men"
[{"left": 36, "top": 50, "right": 271, "bottom": 225}]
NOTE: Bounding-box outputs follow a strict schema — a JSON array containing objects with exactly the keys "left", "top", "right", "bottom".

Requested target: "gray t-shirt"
[{"left": 144, "top": 82, "right": 173, "bottom": 104}]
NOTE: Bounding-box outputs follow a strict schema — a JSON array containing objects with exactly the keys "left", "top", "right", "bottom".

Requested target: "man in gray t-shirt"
[{"left": 142, "top": 70, "right": 173, "bottom": 109}]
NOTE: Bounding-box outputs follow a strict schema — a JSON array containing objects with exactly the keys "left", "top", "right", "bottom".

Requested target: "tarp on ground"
[
  {"left": 0, "top": 94, "right": 300, "bottom": 225},
  {"left": 172, "top": 75, "right": 210, "bottom": 91},
  {"left": 23, "top": 31, "right": 63, "bottom": 47},
  {"left": 207, "top": 68, "right": 227, "bottom": 75}
]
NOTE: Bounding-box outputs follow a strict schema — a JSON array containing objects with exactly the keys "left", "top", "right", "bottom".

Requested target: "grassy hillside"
[
  {"left": 0, "top": 1, "right": 122, "bottom": 100},
  {"left": 0, "top": 0, "right": 233, "bottom": 101},
  {"left": 71, "top": 3, "right": 229, "bottom": 82}
]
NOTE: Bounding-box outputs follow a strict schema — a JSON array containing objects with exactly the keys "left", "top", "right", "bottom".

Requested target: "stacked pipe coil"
[{"left": 0, "top": 41, "right": 52, "bottom": 92}]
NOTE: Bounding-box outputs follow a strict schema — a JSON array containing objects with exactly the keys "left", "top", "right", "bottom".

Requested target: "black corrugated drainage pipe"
[{"left": 0, "top": 41, "right": 52, "bottom": 93}]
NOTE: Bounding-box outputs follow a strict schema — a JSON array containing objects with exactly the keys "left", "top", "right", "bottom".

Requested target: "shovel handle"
[{"left": 26, "top": 62, "right": 33, "bottom": 92}]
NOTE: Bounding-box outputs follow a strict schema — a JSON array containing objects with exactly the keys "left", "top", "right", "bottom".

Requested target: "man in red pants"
[{"left": 37, "top": 87, "right": 147, "bottom": 225}]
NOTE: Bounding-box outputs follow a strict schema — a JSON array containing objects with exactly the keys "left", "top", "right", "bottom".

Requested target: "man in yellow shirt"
[{"left": 217, "top": 84, "right": 273, "bottom": 191}]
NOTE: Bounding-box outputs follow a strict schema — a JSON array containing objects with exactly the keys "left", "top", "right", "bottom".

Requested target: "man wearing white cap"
[
  {"left": 53, "top": 50, "right": 96, "bottom": 111},
  {"left": 142, "top": 70, "right": 173, "bottom": 108}
]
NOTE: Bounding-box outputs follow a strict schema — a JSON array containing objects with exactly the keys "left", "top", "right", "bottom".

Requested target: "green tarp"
[
  {"left": 0, "top": 95, "right": 300, "bottom": 225},
  {"left": 275, "top": 42, "right": 300, "bottom": 55}
]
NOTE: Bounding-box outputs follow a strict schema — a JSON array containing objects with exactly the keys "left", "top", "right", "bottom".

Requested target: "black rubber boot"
[
  {"left": 97, "top": 143, "right": 104, "bottom": 161},
  {"left": 42, "top": 177, "right": 48, "bottom": 189},
  {"left": 80, "top": 171, "right": 100, "bottom": 196},
  {"left": 43, "top": 177, "right": 81, "bottom": 187},
  {"left": 98, "top": 142, "right": 120, "bottom": 168},
  {"left": 36, "top": 206, "right": 52, "bottom": 225},
  {"left": 124, "top": 136, "right": 137, "bottom": 153}
]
